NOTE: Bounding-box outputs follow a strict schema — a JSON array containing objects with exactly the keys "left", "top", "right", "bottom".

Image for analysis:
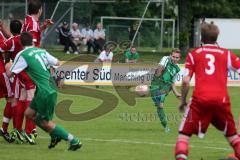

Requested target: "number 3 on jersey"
[{"left": 205, "top": 54, "right": 215, "bottom": 75}]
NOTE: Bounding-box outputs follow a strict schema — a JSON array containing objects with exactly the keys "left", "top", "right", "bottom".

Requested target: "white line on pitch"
[{"left": 38, "top": 136, "right": 231, "bottom": 151}]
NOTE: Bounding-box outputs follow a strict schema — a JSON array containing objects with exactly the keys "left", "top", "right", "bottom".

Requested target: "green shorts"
[{"left": 30, "top": 90, "right": 57, "bottom": 121}]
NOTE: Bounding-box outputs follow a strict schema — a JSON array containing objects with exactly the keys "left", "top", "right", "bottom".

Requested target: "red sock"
[
  {"left": 12, "top": 103, "right": 17, "bottom": 129},
  {"left": 15, "top": 100, "right": 25, "bottom": 131},
  {"left": 1, "top": 102, "right": 12, "bottom": 133},
  {"left": 25, "top": 100, "right": 36, "bottom": 134},
  {"left": 230, "top": 136, "right": 240, "bottom": 159},
  {"left": 25, "top": 118, "right": 36, "bottom": 134},
  {"left": 175, "top": 135, "right": 189, "bottom": 160}
]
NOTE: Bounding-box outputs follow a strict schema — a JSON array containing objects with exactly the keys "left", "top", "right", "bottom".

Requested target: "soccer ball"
[{"left": 135, "top": 85, "right": 149, "bottom": 97}]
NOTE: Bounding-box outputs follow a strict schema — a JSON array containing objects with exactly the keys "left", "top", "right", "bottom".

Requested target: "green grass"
[{"left": 0, "top": 86, "right": 239, "bottom": 160}]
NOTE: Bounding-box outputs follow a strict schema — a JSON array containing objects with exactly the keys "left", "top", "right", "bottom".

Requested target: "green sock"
[
  {"left": 50, "top": 125, "right": 78, "bottom": 144},
  {"left": 157, "top": 108, "right": 167, "bottom": 128}
]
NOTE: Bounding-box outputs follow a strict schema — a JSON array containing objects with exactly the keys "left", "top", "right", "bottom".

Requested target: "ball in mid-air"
[{"left": 135, "top": 85, "right": 149, "bottom": 97}]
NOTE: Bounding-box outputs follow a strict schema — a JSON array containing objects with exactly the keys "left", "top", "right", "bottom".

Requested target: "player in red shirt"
[
  {"left": 0, "top": 30, "right": 13, "bottom": 142},
  {"left": 175, "top": 22, "right": 240, "bottom": 160},
  {"left": 1, "top": 20, "right": 38, "bottom": 144},
  {"left": 21, "top": 0, "right": 53, "bottom": 47},
  {"left": 16, "top": 0, "right": 52, "bottom": 143}
]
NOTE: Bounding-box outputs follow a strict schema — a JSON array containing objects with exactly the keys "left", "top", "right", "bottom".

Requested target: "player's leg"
[
  {"left": 13, "top": 87, "right": 27, "bottom": 143},
  {"left": 175, "top": 134, "right": 190, "bottom": 160},
  {"left": 11, "top": 76, "right": 20, "bottom": 131},
  {"left": 0, "top": 98, "right": 14, "bottom": 143},
  {"left": 25, "top": 92, "right": 82, "bottom": 150},
  {"left": 227, "top": 135, "right": 240, "bottom": 159},
  {"left": 18, "top": 72, "right": 37, "bottom": 143},
  {"left": 175, "top": 106, "right": 193, "bottom": 160},
  {"left": 151, "top": 93, "right": 169, "bottom": 132},
  {"left": 212, "top": 102, "right": 240, "bottom": 159},
  {"left": 25, "top": 88, "right": 37, "bottom": 137},
  {"left": 38, "top": 119, "right": 81, "bottom": 150},
  {"left": 0, "top": 72, "right": 14, "bottom": 142},
  {"left": 1, "top": 98, "right": 12, "bottom": 133},
  {"left": 175, "top": 100, "right": 211, "bottom": 160}
]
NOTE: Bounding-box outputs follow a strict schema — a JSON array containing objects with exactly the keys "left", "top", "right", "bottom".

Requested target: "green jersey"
[
  {"left": 125, "top": 48, "right": 140, "bottom": 61},
  {"left": 150, "top": 56, "right": 180, "bottom": 95},
  {"left": 11, "top": 47, "right": 58, "bottom": 95}
]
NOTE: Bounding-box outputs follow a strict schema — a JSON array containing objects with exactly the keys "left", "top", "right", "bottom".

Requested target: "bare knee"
[
  {"left": 24, "top": 107, "right": 36, "bottom": 119},
  {"left": 40, "top": 121, "right": 55, "bottom": 132},
  {"left": 158, "top": 103, "right": 164, "bottom": 109},
  {"left": 26, "top": 88, "right": 35, "bottom": 101}
]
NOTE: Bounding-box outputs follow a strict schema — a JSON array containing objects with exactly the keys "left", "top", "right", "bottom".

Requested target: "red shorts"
[
  {"left": 179, "top": 98, "right": 237, "bottom": 137},
  {"left": 18, "top": 71, "right": 35, "bottom": 90},
  {"left": 0, "top": 72, "right": 13, "bottom": 98}
]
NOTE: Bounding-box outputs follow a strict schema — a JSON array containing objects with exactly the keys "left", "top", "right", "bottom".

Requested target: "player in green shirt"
[
  {"left": 150, "top": 48, "right": 181, "bottom": 132},
  {"left": 125, "top": 47, "right": 140, "bottom": 63},
  {"left": 10, "top": 32, "right": 81, "bottom": 151}
]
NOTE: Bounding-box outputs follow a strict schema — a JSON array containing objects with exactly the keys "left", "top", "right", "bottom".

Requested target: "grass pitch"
[{"left": 0, "top": 86, "right": 239, "bottom": 160}]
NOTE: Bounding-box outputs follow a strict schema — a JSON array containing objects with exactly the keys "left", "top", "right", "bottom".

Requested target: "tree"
[
  {"left": 178, "top": 0, "right": 191, "bottom": 54},
  {"left": 177, "top": 0, "right": 240, "bottom": 54}
]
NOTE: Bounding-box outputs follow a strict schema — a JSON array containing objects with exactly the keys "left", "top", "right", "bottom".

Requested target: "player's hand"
[
  {"left": 178, "top": 101, "right": 187, "bottom": 113},
  {"left": 44, "top": 19, "right": 54, "bottom": 27},
  {"left": 176, "top": 94, "right": 182, "bottom": 100}
]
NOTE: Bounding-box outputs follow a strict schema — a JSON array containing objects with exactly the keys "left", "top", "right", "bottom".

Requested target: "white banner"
[{"left": 55, "top": 63, "right": 240, "bottom": 86}]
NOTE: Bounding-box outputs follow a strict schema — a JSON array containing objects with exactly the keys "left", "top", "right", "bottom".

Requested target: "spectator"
[
  {"left": 71, "top": 22, "right": 82, "bottom": 48},
  {"left": 93, "top": 23, "right": 105, "bottom": 53},
  {"left": 81, "top": 23, "right": 95, "bottom": 53},
  {"left": 95, "top": 47, "right": 113, "bottom": 62},
  {"left": 56, "top": 21, "right": 78, "bottom": 54},
  {"left": 125, "top": 47, "right": 139, "bottom": 63}
]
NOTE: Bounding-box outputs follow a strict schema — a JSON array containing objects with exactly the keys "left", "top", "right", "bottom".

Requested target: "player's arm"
[
  {"left": 0, "top": 40, "right": 9, "bottom": 63},
  {"left": 179, "top": 75, "right": 191, "bottom": 112},
  {"left": 0, "top": 20, "right": 11, "bottom": 38},
  {"left": 172, "top": 83, "right": 181, "bottom": 99},
  {"left": 10, "top": 54, "right": 27, "bottom": 77},
  {"left": 178, "top": 53, "right": 194, "bottom": 112},
  {"left": 46, "top": 52, "right": 60, "bottom": 66},
  {"left": 95, "top": 53, "right": 104, "bottom": 62},
  {"left": 3, "top": 38, "right": 14, "bottom": 63},
  {"left": 155, "top": 56, "right": 168, "bottom": 77},
  {"left": 41, "top": 19, "right": 54, "bottom": 31},
  {"left": 95, "top": 58, "right": 103, "bottom": 63},
  {"left": 228, "top": 51, "right": 240, "bottom": 74},
  {"left": 154, "top": 64, "right": 164, "bottom": 77}
]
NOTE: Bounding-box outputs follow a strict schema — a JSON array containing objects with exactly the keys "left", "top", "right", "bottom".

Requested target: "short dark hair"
[
  {"left": 201, "top": 21, "right": 219, "bottom": 44},
  {"left": 20, "top": 32, "right": 33, "bottom": 46},
  {"left": 28, "top": 0, "right": 42, "bottom": 15},
  {"left": 10, "top": 20, "right": 22, "bottom": 35}
]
